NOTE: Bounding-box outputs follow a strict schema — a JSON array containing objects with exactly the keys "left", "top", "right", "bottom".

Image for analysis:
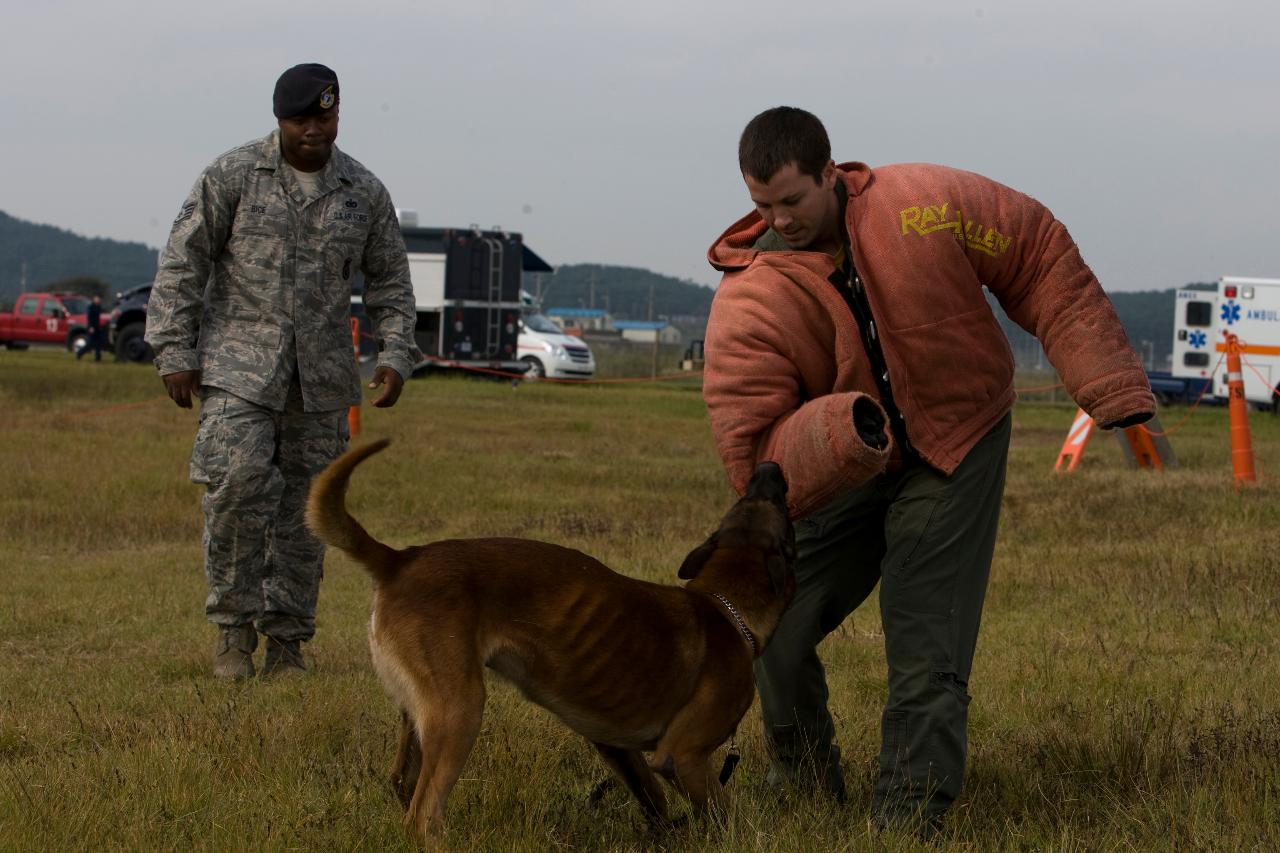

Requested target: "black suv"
[{"left": 108, "top": 284, "right": 153, "bottom": 362}]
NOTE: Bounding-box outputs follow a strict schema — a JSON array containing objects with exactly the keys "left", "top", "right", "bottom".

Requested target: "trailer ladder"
[{"left": 481, "top": 236, "right": 504, "bottom": 358}]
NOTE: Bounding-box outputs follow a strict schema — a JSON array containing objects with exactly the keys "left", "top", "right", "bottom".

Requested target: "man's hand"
[
  {"left": 162, "top": 370, "right": 202, "bottom": 409},
  {"left": 368, "top": 366, "right": 405, "bottom": 408}
]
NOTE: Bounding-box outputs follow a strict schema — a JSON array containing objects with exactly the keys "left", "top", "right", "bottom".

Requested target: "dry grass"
[{"left": 1, "top": 349, "right": 1277, "bottom": 851}]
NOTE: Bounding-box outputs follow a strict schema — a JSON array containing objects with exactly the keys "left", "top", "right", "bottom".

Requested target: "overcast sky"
[{"left": 3, "top": 0, "right": 1277, "bottom": 291}]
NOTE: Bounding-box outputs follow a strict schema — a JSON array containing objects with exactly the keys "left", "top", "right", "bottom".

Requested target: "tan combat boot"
[
  {"left": 262, "top": 636, "right": 307, "bottom": 677},
  {"left": 212, "top": 624, "right": 257, "bottom": 680}
]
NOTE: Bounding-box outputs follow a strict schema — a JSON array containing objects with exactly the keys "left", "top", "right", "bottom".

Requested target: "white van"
[{"left": 517, "top": 313, "right": 596, "bottom": 380}]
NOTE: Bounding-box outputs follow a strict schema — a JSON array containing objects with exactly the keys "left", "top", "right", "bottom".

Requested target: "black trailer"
[{"left": 352, "top": 225, "right": 554, "bottom": 377}]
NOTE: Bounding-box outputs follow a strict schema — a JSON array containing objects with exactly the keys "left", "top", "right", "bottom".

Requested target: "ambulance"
[{"left": 1171, "top": 276, "right": 1280, "bottom": 412}]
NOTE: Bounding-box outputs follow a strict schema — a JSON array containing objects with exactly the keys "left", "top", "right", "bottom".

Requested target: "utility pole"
[
  {"left": 20, "top": 260, "right": 27, "bottom": 292},
  {"left": 649, "top": 284, "right": 658, "bottom": 379},
  {"left": 589, "top": 269, "right": 596, "bottom": 309}
]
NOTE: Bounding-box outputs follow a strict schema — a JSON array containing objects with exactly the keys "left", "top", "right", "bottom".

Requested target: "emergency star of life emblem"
[{"left": 320, "top": 86, "right": 335, "bottom": 109}]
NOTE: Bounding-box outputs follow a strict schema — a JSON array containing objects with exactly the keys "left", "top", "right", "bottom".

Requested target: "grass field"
[{"left": 1, "top": 349, "right": 1278, "bottom": 851}]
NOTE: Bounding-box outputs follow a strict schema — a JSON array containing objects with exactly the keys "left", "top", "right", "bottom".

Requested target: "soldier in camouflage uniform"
[{"left": 146, "top": 63, "right": 418, "bottom": 680}]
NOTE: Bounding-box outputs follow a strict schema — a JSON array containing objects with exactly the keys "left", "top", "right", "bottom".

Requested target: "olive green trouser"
[
  {"left": 191, "top": 383, "right": 349, "bottom": 643},
  {"left": 754, "top": 414, "right": 1010, "bottom": 829}
]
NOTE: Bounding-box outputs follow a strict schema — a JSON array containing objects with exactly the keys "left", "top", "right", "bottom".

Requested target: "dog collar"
[{"left": 710, "top": 592, "right": 757, "bottom": 656}]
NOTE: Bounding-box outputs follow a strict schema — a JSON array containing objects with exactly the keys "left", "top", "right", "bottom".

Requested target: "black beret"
[{"left": 273, "top": 63, "right": 339, "bottom": 119}]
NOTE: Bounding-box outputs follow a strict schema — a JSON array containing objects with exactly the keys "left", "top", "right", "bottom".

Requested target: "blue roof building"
[
  {"left": 613, "top": 320, "right": 682, "bottom": 344},
  {"left": 543, "top": 306, "right": 610, "bottom": 331}
]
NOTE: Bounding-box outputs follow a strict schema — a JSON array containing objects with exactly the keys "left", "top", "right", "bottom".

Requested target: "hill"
[
  {"left": 530, "top": 261, "right": 1203, "bottom": 369},
  {"left": 0, "top": 208, "right": 1208, "bottom": 368},
  {"left": 523, "top": 263, "right": 714, "bottom": 323},
  {"left": 0, "top": 211, "right": 158, "bottom": 306}
]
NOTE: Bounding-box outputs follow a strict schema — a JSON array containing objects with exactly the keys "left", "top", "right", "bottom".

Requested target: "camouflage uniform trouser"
[
  {"left": 753, "top": 413, "right": 1011, "bottom": 831},
  {"left": 190, "top": 383, "right": 349, "bottom": 642}
]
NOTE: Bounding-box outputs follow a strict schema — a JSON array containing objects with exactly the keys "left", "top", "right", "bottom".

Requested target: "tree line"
[
  {"left": 0, "top": 208, "right": 1213, "bottom": 367},
  {"left": 0, "top": 211, "right": 157, "bottom": 307}
]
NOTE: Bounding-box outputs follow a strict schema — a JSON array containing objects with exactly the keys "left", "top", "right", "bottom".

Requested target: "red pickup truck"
[{"left": 0, "top": 292, "right": 101, "bottom": 352}]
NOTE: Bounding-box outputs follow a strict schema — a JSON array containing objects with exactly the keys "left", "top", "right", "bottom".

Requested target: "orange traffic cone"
[
  {"left": 1119, "top": 425, "right": 1162, "bottom": 469},
  {"left": 348, "top": 317, "right": 362, "bottom": 439},
  {"left": 1055, "top": 408, "right": 1094, "bottom": 472},
  {"left": 1224, "top": 333, "right": 1256, "bottom": 486},
  {"left": 1113, "top": 415, "right": 1178, "bottom": 470}
]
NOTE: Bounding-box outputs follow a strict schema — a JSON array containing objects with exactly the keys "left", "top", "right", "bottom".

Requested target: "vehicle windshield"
[
  {"left": 523, "top": 314, "right": 563, "bottom": 334},
  {"left": 60, "top": 297, "right": 90, "bottom": 314}
]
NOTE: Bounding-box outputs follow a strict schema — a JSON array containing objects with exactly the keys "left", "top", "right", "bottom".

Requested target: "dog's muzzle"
[{"left": 745, "top": 461, "right": 788, "bottom": 505}]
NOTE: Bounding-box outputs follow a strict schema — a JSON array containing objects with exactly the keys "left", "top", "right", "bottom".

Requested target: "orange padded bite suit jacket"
[{"left": 705, "top": 162, "right": 1155, "bottom": 518}]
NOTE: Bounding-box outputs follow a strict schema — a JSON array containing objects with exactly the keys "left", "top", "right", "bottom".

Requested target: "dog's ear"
[{"left": 678, "top": 532, "right": 719, "bottom": 580}]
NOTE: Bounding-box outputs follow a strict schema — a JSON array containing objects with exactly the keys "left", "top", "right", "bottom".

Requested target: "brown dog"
[{"left": 306, "top": 438, "right": 795, "bottom": 840}]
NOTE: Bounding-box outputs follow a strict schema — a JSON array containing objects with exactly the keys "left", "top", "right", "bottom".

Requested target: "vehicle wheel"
[
  {"left": 115, "top": 322, "right": 153, "bottom": 363},
  {"left": 521, "top": 356, "right": 545, "bottom": 380},
  {"left": 67, "top": 330, "right": 89, "bottom": 354}
]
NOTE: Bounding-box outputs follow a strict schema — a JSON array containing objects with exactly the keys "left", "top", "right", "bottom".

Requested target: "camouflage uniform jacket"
[{"left": 146, "top": 131, "right": 417, "bottom": 412}]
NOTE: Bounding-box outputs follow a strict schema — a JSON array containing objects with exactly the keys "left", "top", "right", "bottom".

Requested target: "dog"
[{"left": 306, "top": 438, "right": 795, "bottom": 840}]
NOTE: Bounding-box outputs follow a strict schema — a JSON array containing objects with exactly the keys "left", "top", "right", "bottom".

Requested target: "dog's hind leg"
[
  {"left": 591, "top": 742, "right": 670, "bottom": 825},
  {"left": 405, "top": 669, "right": 486, "bottom": 840},
  {"left": 390, "top": 710, "right": 421, "bottom": 809}
]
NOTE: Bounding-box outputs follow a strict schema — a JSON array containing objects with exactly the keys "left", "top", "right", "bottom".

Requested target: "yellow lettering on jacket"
[
  {"left": 900, "top": 206, "right": 921, "bottom": 234},
  {"left": 899, "top": 201, "right": 1014, "bottom": 258}
]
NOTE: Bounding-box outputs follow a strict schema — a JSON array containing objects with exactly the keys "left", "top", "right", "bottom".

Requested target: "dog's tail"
[{"left": 306, "top": 437, "right": 402, "bottom": 585}]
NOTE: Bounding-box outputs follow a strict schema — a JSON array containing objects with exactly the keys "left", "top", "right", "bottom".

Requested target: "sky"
[{"left": 2, "top": 0, "right": 1277, "bottom": 291}]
